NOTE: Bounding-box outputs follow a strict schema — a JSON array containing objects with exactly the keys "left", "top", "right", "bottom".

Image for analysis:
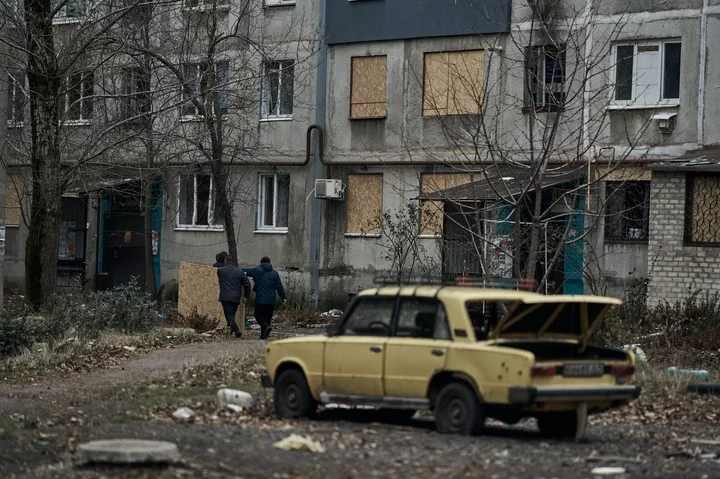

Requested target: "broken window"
[
  {"left": 423, "top": 50, "right": 485, "bottom": 116},
  {"left": 525, "top": 45, "right": 566, "bottom": 111},
  {"left": 605, "top": 181, "right": 650, "bottom": 241},
  {"left": 178, "top": 173, "right": 221, "bottom": 228},
  {"left": 261, "top": 60, "right": 294, "bottom": 119},
  {"left": 350, "top": 56, "right": 387, "bottom": 119}
]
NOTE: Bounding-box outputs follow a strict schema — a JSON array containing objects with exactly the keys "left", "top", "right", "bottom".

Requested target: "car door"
[
  {"left": 383, "top": 298, "right": 452, "bottom": 398},
  {"left": 323, "top": 297, "right": 396, "bottom": 397}
]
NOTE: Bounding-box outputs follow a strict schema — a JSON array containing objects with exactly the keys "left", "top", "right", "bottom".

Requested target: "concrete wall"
[{"left": 647, "top": 171, "right": 720, "bottom": 306}]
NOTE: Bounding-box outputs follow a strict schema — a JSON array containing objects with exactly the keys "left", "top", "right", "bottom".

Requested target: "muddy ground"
[{"left": 2, "top": 328, "right": 720, "bottom": 479}]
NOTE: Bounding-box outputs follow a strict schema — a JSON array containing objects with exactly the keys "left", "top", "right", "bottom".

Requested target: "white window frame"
[
  {"left": 181, "top": 61, "right": 230, "bottom": 121},
  {"left": 609, "top": 39, "right": 681, "bottom": 110},
  {"left": 53, "top": 0, "right": 91, "bottom": 25},
  {"left": 256, "top": 173, "right": 290, "bottom": 233},
  {"left": 181, "top": 0, "right": 231, "bottom": 12},
  {"left": 176, "top": 173, "right": 224, "bottom": 231},
  {"left": 63, "top": 71, "right": 93, "bottom": 125},
  {"left": 7, "top": 74, "right": 25, "bottom": 128},
  {"left": 122, "top": 67, "right": 150, "bottom": 120},
  {"left": 264, "top": 0, "right": 295, "bottom": 6},
  {"left": 260, "top": 60, "right": 294, "bottom": 120}
]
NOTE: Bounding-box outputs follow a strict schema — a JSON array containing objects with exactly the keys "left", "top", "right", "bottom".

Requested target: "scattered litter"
[
  {"left": 699, "top": 453, "right": 718, "bottom": 460},
  {"left": 667, "top": 367, "right": 709, "bottom": 381},
  {"left": 621, "top": 344, "right": 647, "bottom": 362},
  {"left": 591, "top": 467, "right": 626, "bottom": 476},
  {"left": 217, "top": 389, "right": 256, "bottom": 409},
  {"left": 226, "top": 404, "right": 243, "bottom": 413},
  {"left": 248, "top": 371, "right": 259, "bottom": 378},
  {"left": 690, "top": 439, "right": 720, "bottom": 446},
  {"left": 171, "top": 407, "right": 195, "bottom": 421},
  {"left": 320, "top": 309, "right": 343, "bottom": 318},
  {"left": 200, "top": 333, "right": 213, "bottom": 337},
  {"left": 586, "top": 456, "right": 642, "bottom": 464},
  {"left": 122, "top": 346, "right": 137, "bottom": 352},
  {"left": 273, "top": 434, "right": 325, "bottom": 453}
]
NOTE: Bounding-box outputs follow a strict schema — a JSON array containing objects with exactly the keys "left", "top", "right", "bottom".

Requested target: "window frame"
[
  {"left": 256, "top": 173, "right": 290, "bottom": 233},
  {"left": 180, "top": 61, "right": 230, "bottom": 121},
  {"left": 6, "top": 74, "right": 25, "bottom": 128},
  {"left": 181, "top": 0, "right": 231, "bottom": 11},
  {"left": 264, "top": 0, "right": 295, "bottom": 6},
  {"left": 121, "top": 67, "right": 150, "bottom": 121},
  {"left": 63, "top": 70, "right": 94, "bottom": 125},
  {"left": 422, "top": 49, "right": 485, "bottom": 117},
  {"left": 610, "top": 39, "right": 682, "bottom": 109},
  {"left": 336, "top": 296, "right": 398, "bottom": 337},
  {"left": 260, "top": 60, "right": 294, "bottom": 120},
  {"left": 53, "top": 0, "right": 90, "bottom": 24},
  {"left": 604, "top": 181, "right": 651, "bottom": 243},
  {"left": 175, "top": 173, "right": 224, "bottom": 231},
  {"left": 684, "top": 173, "right": 720, "bottom": 247},
  {"left": 349, "top": 55, "right": 388, "bottom": 120},
  {"left": 393, "top": 297, "right": 452, "bottom": 340},
  {"left": 524, "top": 44, "right": 567, "bottom": 113}
]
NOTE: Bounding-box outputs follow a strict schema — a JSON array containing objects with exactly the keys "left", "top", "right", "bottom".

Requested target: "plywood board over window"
[
  {"left": 4, "top": 174, "right": 22, "bottom": 227},
  {"left": 350, "top": 56, "right": 387, "bottom": 119},
  {"left": 423, "top": 50, "right": 485, "bottom": 117},
  {"left": 346, "top": 174, "right": 383, "bottom": 234},
  {"left": 419, "top": 173, "right": 473, "bottom": 235}
]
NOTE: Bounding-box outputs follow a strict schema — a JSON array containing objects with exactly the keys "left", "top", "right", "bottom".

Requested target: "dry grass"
[{"left": 164, "top": 309, "right": 219, "bottom": 333}]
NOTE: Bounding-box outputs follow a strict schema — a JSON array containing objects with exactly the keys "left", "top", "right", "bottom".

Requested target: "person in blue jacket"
[{"left": 243, "top": 256, "right": 286, "bottom": 340}]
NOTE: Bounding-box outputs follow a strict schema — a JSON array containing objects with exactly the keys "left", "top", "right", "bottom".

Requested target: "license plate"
[{"left": 563, "top": 363, "right": 604, "bottom": 377}]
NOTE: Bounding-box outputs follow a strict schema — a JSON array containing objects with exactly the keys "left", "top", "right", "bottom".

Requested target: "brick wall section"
[{"left": 648, "top": 171, "right": 720, "bottom": 306}]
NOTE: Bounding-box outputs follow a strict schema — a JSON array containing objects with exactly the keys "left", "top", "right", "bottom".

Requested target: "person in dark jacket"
[
  {"left": 213, "top": 251, "right": 228, "bottom": 267},
  {"left": 217, "top": 255, "right": 251, "bottom": 338},
  {"left": 243, "top": 256, "right": 286, "bottom": 340}
]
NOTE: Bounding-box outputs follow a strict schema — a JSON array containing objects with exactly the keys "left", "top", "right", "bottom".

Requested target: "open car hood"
[{"left": 489, "top": 295, "right": 622, "bottom": 344}]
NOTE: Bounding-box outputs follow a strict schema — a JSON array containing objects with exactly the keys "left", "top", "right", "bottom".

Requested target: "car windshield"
[{"left": 466, "top": 300, "right": 515, "bottom": 340}]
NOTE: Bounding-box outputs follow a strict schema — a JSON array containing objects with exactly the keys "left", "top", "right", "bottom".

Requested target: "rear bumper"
[
  {"left": 260, "top": 374, "right": 273, "bottom": 388},
  {"left": 508, "top": 385, "right": 641, "bottom": 404}
]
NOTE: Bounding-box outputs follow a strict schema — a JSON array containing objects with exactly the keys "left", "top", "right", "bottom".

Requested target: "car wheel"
[
  {"left": 274, "top": 369, "right": 317, "bottom": 418},
  {"left": 435, "top": 382, "right": 485, "bottom": 435},
  {"left": 536, "top": 412, "right": 578, "bottom": 439}
]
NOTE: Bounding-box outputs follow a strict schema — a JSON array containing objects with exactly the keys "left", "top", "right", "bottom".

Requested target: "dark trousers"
[
  {"left": 254, "top": 303, "right": 275, "bottom": 337},
  {"left": 221, "top": 301, "right": 240, "bottom": 333}
]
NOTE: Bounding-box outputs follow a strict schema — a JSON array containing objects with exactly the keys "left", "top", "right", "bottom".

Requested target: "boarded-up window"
[
  {"left": 350, "top": 56, "right": 387, "bottom": 119},
  {"left": 423, "top": 50, "right": 484, "bottom": 117},
  {"left": 4, "top": 175, "right": 22, "bottom": 227},
  {"left": 346, "top": 174, "right": 383, "bottom": 234},
  {"left": 686, "top": 175, "right": 720, "bottom": 245},
  {"left": 419, "top": 173, "right": 473, "bottom": 235}
]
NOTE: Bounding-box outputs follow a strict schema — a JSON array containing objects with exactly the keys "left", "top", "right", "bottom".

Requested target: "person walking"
[
  {"left": 213, "top": 251, "right": 228, "bottom": 267},
  {"left": 217, "top": 255, "right": 251, "bottom": 338},
  {"left": 244, "top": 256, "right": 286, "bottom": 340}
]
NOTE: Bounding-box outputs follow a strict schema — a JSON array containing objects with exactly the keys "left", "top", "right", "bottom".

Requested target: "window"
[
  {"left": 605, "top": 181, "right": 650, "bottom": 241},
  {"left": 122, "top": 68, "right": 150, "bottom": 120},
  {"left": 466, "top": 301, "right": 514, "bottom": 340},
  {"left": 6, "top": 74, "right": 24, "bottom": 126},
  {"left": 423, "top": 50, "right": 485, "bottom": 116},
  {"left": 419, "top": 173, "right": 473, "bottom": 236},
  {"left": 685, "top": 175, "right": 720, "bottom": 245},
  {"left": 182, "top": 0, "right": 230, "bottom": 9},
  {"left": 613, "top": 41, "right": 681, "bottom": 105},
  {"left": 4, "top": 174, "right": 22, "bottom": 227},
  {"left": 395, "top": 298, "right": 451, "bottom": 339},
  {"left": 178, "top": 174, "right": 221, "bottom": 228},
  {"left": 342, "top": 298, "right": 395, "bottom": 336},
  {"left": 257, "top": 173, "right": 290, "bottom": 231},
  {"left": 64, "top": 71, "right": 93, "bottom": 122},
  {"left": 350, "top": 56, "right": 387, "bottom": 119},
  {"left": 261, "top": 60, "right": 294, "bottom": 119},
  {"left": 54, "top": 0, "right": 90, "bottom": 22},
  {"left": 264, "top": 0, "right": 295, "bottom": 5},
  {"left": 345, "top": 174, "right": 382, "bottom": 235},
  {"left": 525, "top": 45, "right": 566, "bottom": 111},
  {"left": 182, "top": 61, "right": 229, "bottom": 118}
]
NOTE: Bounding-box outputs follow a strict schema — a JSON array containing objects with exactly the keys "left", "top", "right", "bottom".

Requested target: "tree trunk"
[
  {"left": 24, "top": 0, "right": 62, "bottom": 307},
  {"left": 211, "top": 160, "right": 237, "bottom": 261},
  {"left": 525, "top": 185, "right": 544, "bottom": 283}
]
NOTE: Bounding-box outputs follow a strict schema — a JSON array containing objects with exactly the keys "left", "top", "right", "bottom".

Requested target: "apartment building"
[{"left": 2, "top": 0, "right": 720, "bottom": 307}]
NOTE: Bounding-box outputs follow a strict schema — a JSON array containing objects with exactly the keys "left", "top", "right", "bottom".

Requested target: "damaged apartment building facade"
[{"left": 2, "top": 0, "right": 720, "bottom": 307}]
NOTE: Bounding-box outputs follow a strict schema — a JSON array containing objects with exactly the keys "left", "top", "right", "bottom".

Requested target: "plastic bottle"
[{"left": 667, "top": 367, "right": 709, "bottom": 381}]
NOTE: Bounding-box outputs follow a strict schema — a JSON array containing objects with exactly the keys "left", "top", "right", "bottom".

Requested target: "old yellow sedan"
[{"left": 261, "top": 286, "right": 640, "bottom": 439}]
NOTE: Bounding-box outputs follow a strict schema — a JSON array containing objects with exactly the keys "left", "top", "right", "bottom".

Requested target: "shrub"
[{"left": 164, "top": 308, "right": 218, "bottom": 333}]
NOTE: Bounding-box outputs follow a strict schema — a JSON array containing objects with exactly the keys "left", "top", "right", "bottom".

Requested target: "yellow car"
[{"left": 261, "top": 286, "right": 640, "bottom": 439}]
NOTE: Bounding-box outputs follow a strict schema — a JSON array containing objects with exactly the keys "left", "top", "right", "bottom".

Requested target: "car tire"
[
  {"left": 274, "top": 369, "right": 317, "bottom": 418},
  {"left": 536, "top": 412, "right": 578, "bottom": 439},
  {"left": 435, "top": 382, "right": 485, "bottom": 435}
]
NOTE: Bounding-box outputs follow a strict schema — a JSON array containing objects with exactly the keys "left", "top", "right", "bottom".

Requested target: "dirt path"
[{"left": 0, "top": 339, "right": 262, "bottom": 415}]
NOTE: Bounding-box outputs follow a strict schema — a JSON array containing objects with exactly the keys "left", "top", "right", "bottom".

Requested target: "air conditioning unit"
[{"left": 315, "top": 179, "right": 345, "bottom": 200}]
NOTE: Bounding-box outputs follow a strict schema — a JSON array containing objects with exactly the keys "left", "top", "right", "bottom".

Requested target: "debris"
[
  {"left": 75, "top": 439, "right": 180, "bottom": 465},
  {"left": 217, "top": 389, "right": 256, "bottom": 409},
  {"left": 700, "top": 453, "right": 718, "bottom": 460},
  {"left": 690, "top": 439, "right": 720, "bottom": 446},
  {"left": 171, "top": 407, "right": 195, "bottom": 421},
  {"left": 320, "top": 309, "right": 343, "bottom": 318},
  {"left": 687, "top": 384, "right": 720, "bottom": 396},
  {"left": 122, "top": 346, "right": 137, "bottom": 352},
  {"left": 590, "top": 466, "right": 626, "bottom": 476},
  {"left": 621, "top": 344, "right": 647, "bottom": 362},
  {"left": 586, "top": 456, "right": 642, "bottom": 464},
  {"left": 273, "top": 434, "right": 326, "bottom": 453},
  {"left": 668, "top": 367, "right": 709, "bottom": 381},
  {"left": 248, "top": 371, "right": 258, "bottom": 378}
]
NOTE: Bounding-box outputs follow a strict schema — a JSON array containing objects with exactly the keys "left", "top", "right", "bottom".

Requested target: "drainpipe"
[
  {"left": 698, "top": 0, "right": 708, "bottom": 146},
  {"left": 309, "top": 0, "right": 328, "bottom": 310}
]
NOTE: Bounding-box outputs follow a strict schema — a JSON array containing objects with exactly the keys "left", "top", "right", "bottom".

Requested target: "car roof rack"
[{"left": 370, "top": 276, "right": 537, "bottom": 292}]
